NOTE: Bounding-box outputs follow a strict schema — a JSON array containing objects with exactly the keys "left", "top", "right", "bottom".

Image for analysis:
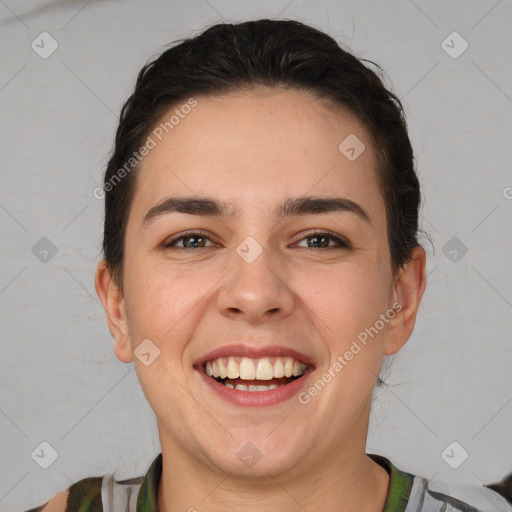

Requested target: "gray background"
[{"left": 1, "top": 0, "right": 511, "bottom": 510}]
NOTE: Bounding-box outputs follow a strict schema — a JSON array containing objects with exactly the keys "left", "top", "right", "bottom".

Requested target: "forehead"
[{"left": 130, "top": 87, "right": 385, "bottom": 226}]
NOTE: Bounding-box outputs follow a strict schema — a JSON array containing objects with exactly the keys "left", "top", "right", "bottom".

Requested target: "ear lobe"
[
  {"left": 383, "top": 246, "right": 427, "bottom": 356},
  {"left": 94, "top": 260, "right": 133, "bottom": 363}
]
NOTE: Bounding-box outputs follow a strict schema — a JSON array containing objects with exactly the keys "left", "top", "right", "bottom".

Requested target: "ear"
[
  {"left": 383, "top": 246, "right": 427, "bottom": 356},
  {"left": 94, "top": 260, "right": 133, "bottom": 363}
]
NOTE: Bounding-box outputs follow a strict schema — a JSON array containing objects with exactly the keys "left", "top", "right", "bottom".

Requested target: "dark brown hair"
[{"left": 101, "top": 18, "right": 426, "bottom": 291}]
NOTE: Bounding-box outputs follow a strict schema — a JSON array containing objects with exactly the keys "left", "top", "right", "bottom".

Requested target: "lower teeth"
[
  {"left": 223, "top": 382, "right": 281, "bottom": 391},
  {"left": 215, "top": 376, "right": 298, "bottom": 391}
]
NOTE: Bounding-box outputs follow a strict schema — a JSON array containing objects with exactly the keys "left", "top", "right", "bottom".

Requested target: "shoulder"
[
  {"left": 422, "top": 478, "right": 512, "bottom": 512},
  {"left": 26, "top": 475, "right": 104, "bottom": 512},
  {"left": 26, "top": 463, "right": 150, "bottom": 512},
  {"left": 25, "top": 489, "right": 69, "bottom": 512},
  {"left": 370, "top": 453, "right": 512, "bottom": 512}
]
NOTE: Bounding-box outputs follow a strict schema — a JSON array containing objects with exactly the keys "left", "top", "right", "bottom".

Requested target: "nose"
[{"left": 216, "top": 241, "right": 295, "bottom": 323}]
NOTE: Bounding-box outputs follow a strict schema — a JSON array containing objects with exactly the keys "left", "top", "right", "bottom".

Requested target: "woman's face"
[{"left": 97, "top": 87, "right": 425, "bottom": 477}]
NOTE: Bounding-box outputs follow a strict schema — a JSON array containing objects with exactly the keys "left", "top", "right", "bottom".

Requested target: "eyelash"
[{"left": 162, "top": 230, "right": 352, "bottom": 250}]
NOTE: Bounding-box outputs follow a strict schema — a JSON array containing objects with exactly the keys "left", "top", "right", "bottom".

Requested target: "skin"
[{"left": 95, "top": 86, "right": 426, "bottom": 512}]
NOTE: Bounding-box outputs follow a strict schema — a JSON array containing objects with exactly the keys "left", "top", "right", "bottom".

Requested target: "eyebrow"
[{"left": 142, "top": 195, "right": 372, "bottom": 228}]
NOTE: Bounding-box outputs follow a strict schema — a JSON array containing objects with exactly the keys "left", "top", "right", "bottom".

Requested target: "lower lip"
[{"left": 196, "top": 366, "right": 315, "bottom": 407}]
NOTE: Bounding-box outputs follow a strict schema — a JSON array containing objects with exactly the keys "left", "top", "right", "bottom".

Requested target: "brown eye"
[
  {"left": 162, "top": 231, "right": 216, "bottom": 249},
  {"left": 162, "top": 230, "right": 352, "bottom": 250},
  {"left": 296, "top": 231, "right": 352, "bottom": 249}
]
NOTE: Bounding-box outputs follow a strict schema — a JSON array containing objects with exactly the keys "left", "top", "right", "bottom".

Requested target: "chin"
[{"left": 203, "top": 435, "right": 305, "bottom": 478}]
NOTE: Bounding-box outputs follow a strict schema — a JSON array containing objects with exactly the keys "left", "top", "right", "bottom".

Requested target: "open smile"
[{"left": 195, "top": 355, "right": 315, "bottom": 407}]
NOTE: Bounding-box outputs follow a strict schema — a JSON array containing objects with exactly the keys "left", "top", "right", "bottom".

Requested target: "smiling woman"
[{"left": 27, "top": 18, "right": 511, "bottom": 512}]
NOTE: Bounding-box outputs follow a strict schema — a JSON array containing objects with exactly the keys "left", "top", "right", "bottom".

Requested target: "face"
[{"left": 96, "top": 87, "right": 426, "bottom": 478}]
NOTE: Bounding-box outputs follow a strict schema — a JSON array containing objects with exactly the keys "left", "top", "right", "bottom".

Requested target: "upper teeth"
[{"left": 205, "top": 357, "right": 307, "bottom": 380}]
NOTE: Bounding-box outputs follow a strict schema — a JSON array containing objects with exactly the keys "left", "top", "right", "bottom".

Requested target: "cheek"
[
  {"left": 123, "top": 260, "right": 179, "bottom": 338},
  {"left": 305, "top": 263, "right": 387, "bottom": 322},
  {"left": 124, "top": 258, "right": 217, "bottom": 353},
  {"left": 300, "top": 263, "right": 391, "bottom": 372}
]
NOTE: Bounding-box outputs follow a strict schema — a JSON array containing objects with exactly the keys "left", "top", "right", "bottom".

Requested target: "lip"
[
  {"left": 196, "top": 364, "right": 315, "bottom": 407},
  {"left": 193, "top": 343, "right": 316, "bottom": 367}
]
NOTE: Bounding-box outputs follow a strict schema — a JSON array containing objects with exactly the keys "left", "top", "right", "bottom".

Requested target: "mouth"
[
  {"left": 203, "top": 355, "right": 309, "bottom": 392},
  {"left": 193, "top": 344, "right": 316, "bottom": 406}
]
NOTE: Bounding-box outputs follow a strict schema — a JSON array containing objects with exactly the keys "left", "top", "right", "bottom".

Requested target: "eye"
[
  {"left": 162, "top": 230, "right": 351, "bottom": 250},
  {"left": 295, "top": 230, "right": 352, "bottom": 250},
  {"left": 162, "top": 230, "right": 217, "bottom": 249}
]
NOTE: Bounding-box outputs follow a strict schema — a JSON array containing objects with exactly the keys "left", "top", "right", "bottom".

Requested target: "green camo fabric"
[{"left": 24, "top": 451, "right": 511, "bottom": 512}]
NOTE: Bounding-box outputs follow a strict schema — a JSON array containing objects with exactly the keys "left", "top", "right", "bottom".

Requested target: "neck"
[{"left": 156, "top": 429, "right": 390, "bottom": 512}]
